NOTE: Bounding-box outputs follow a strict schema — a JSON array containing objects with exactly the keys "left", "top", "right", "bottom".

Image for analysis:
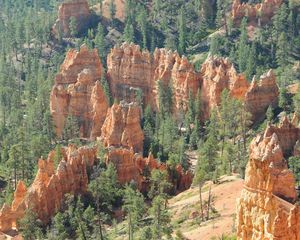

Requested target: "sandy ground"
[{"left": 169, "top": 175, "right": 243, "bottom": 240}]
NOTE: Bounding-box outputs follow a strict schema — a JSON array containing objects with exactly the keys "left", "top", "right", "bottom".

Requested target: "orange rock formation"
[
  {"left": 244, "top": 70, "right": 279, "bottom": 122},
  {"left": 107, "top": 147, "right": 192, "bottom": 193},
  {"left": 0, "top": 145, "right": 97, "bottom": 232},
  {"left": 107, "top": 43, "right": 201, "bottom": 115},
  {"left": 101, "top": 102, "right": 144, "bottom": 153},
  {"left": 236, "top": 117, "right": 300, "bottom": 239},
  {"left": 232, "top": 0, "right": 283, "bottom": 26},
  {"left": 200, "top": 56, "right": 279, "bottom": 122},
  {"left": 52, "top": 0, "right": 91, "bottom": 37},
  {"left": 50, "top": 44, "right": 109, "bottom": 139},
  {"left": 200, "top": 56, "right": 249, "bottom": 119}
]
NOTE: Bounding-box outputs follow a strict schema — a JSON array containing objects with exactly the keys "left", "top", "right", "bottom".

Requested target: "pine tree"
[
  {"left": 149, "top": 195, "right": 173, "bottom": 239},
  {"left": 238, "top": 18, "right": 249, "bottom": 73},
  {"left": 137, "top": 7, "right": 148, "bottom": 49},
  {"left": 245, "top": 42, "right": 257, "bottom": 81},
  {"left": 94, "top": 23, "right": 106, "bottom": 59},
  {"left": 124, "top": 20, "right": 135, "bottom": 43},
  {"left": 122, "top": 185, "right": 145, "bottom": 240},
  {"left": 69, "top": 16, "right": 78, "bottom": 37},
  {"left": 294, "top": 85, "right": 300, "bottom": 114},
  {"left": 276, "top": 32, "right": 290, "bottom": 67},
  {"left": 178, "top": 7, "right": 187, "bottom": 55}
]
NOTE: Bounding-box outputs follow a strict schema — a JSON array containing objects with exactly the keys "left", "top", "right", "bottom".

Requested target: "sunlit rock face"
[
  {"left": 50, "top": 44, "right": 109, "bottom": 139},
  {"left": 0, "top": 145, "right": 97, "bottom": 232},
  {"left": 106, "top": 42, "right": 201, "bottom": 116},
  {"left": 100, "top": 102, "right": 144, "bottom": 153},
  {"left": 200, "top": 56, "right": 279, "bottom": 122},
  {"left": 232, "top": 0, "right": 283, "bottom": 26},
  {"left": 244, "top": 70, "right": 279, "bottom": 122},
  {"left": 236, "top": 117, "right": 300, "bottom": 240},
  {"left": 52, "top": 0, "right": 91, "bottom": 37}
]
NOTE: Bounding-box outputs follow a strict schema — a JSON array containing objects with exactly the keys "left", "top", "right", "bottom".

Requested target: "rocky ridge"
[
  {"left": 236, "top": 116, "right": 300, "bottom": 239},
  {"left": 107, "top": 42, "right": 201, "bottom": 116}
]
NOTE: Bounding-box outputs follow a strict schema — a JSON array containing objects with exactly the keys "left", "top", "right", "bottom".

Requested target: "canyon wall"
[
  {"left": 107, "top": 42, "right": 201, "bottom": 115},
  {"left": 52, "top": 0, "right": 91, "bottom": 37},
  {"left": 232, "top": 0, "right": 283, "bottom": 26},
  {"left": 200, "top": 56, "right": 279, "bottom": 122},
  {"left": 236, "top": 117, "right": 300, "bottom": 240},
  {"left": 50, "top": 44, "right": 109, "bottom": 139},
  {"left": 0, "top": 145, "right": 97, "bottom": 232}
]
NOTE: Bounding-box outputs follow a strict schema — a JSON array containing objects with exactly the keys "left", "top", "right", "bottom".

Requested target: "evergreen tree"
[
  {"left": 178, "top": 7, "right": 187, "bottom": 55},
  {"left": 294, "top": 85, "right": 300, "bottom": 114},
  {"left": 245, "top": 42, "right": 257, "bottom": 81},
  {"left": 69, "top": 16, "right": 78, "bottom": 37},
  {"left": 122, "top": 185, "right": 146, "bottom": 240},
  {"left": 94, "top": 23, "right": 106, "bottom": 59},
  {"left": 149, "top": 195, "right": 173, "bottom": 239},
  {"left": 124, "top": 20, "right": 135, "bottom": 43},
  {"left": 238, "top": 18, "right": 249, "bottom": 73}
]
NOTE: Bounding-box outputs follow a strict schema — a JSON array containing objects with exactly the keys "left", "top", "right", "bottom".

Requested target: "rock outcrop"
[
  {"left": 200, "top": 56, "right": 279, "bottom": 122},
  {"left": 52, "top": 0, "right": 91, "bottom": 37},
  {"left": 236, "top": 118, "right": 300, "bottom": 240},
  {"left": 101, "top": 102, "right": 144, "bottom": 153},
  {"left": 232, "top": 0, "right": 283, "bottom": 26},
  {"left": 0, "top": 145, "right": 97, "bottom": 232},
  {"left": 200, "top": 56, "right": 249, "bottom": 120},
  {"left": 244, "top": 70, "right": 279, "bottom": 122},
  {"left": 50, "top": 44, "right": 109, "bottom": 139},
  {"left": 107, "top": 43, "right": 201, "bottom": 115},
  {"left": 107, "top": 147, "right": 193, "bottom": 193}
]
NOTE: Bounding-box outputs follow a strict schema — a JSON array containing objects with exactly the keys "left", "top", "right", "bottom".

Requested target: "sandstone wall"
[
  {"left": 50, "top": 44, "right": 109, "bottom": 139},
  {"left": 52, "top": 0, "right": 91, "bottom": 37},
  {"left": 106, "top": 42, "right": 201, "bottom": 115},
  {"left": 236, "top": 118, "right": 300, "bottom": 240}
]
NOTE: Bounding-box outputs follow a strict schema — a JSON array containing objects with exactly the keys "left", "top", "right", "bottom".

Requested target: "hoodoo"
[
  {"left": 50, "top": 44, "right": 109, "bottom": 139},
  {"left": 236, "top": 117, "right": 300, "bottom": 239}
]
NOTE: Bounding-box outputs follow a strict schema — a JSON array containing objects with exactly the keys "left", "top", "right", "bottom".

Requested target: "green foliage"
[
  {"left": 18, "top": 209, "right": 44, "bottom": 240},
  {"left": 69, "top": 16, "right": 78, "bottom": 37},
  {"left": 289, "top": 156, "right": 300, "bottom": 187},
  {"left": 122, "top": 185, "right": 146, "bottom": 240}
]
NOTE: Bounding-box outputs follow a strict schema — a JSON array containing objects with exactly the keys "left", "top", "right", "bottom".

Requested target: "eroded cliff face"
[
  {"left": 200, "top": 56, "right": 249, "bottom": 120},
  {"left": 236, "top": 118, "right": 300, "bottom": 240},
  {"left": 0, "top": 145, "right": 97, "bottom": 232},
  {"left": 50, "top": 44, "right": 109, "bottom": 139},
  {"left": 244, "top": 70, "right": 279, "bottom": 122},
  {"left": 107, "top": 42, "right": 201, "bottom": 115},
  {"left": 200, "top": 56, "right": 279, "bottom": 122},
  {"left": 52, "top": 0, "right": 91, "bottom": 37},
  {"left": 232, "top": 0, "right": 283, "bottom": 26},
  {"left": 101, "top": 102, "right": 144, "bottom": 153}
]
